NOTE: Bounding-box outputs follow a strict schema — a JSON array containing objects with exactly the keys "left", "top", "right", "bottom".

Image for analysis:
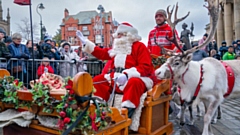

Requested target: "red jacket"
[
  {"left": 37, "top": 64, "right": 54, "bottom": 78},
  {"left": 148, "top": 24, "right": 179, "bottom": 56}
]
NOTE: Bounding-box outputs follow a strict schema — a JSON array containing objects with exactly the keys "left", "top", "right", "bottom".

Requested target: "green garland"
[
  {"left": 56, "top": 78, "right": 112, "bottom": 134},
  {"left": 0, "top": 76, "right": 22, "bottom": 108}
]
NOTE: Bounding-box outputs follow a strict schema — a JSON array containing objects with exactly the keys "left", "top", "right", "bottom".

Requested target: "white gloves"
[
  {"left": 76, "top": 30, "right": 86, "bottom": 45},
  {"left": 116, "top": 74, "right": 128, "bottom": 86}
]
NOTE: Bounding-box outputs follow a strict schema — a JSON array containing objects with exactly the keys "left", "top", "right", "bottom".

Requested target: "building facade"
[
  {"left": 0, "top": 0, "right": 10, "bottom": 36},
  {"left": 60, "top": 8, "right": 118, "bottom": 47},
  {"left": 206, "top": 0, "right": 240, "bottom": 47}
]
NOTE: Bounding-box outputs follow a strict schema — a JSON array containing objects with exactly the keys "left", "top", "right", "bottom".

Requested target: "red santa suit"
[{"left": 83, "top": 23, "right": 156, "bottom": 108}]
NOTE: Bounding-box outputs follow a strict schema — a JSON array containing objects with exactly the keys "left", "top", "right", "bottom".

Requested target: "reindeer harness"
[
  {"left": 221, "top": 61, "right": 235, "bottom": 98},
  {"left": 168, "top": 63, "right": 204, "bottom": 104}
]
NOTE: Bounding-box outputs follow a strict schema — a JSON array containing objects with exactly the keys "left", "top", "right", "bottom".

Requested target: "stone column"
[
  {"left": 234, "top": 0, "right": 240, "bottom": 40},
  {"left": 224, "top": 2, "right": 233, "bottom": 45},
  {"left": 217, "top": 9, "right": 224, "bottom": 48}
]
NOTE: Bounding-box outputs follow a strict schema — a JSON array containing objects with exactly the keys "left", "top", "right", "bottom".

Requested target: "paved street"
[{"left": 170, "top": 98, "right": 240, "bottom": 135}]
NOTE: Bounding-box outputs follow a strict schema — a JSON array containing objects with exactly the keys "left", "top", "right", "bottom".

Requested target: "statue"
[{"left": 180, "top": 22, "right": 194, "bottom": 50}]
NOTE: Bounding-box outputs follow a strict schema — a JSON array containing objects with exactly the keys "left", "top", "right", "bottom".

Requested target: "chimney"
[{"left": 64, "top": 8, "right": 69, "bottom": 18}]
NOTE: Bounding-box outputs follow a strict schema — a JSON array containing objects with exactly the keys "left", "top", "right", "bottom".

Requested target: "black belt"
[{"left": 110, "top": 67, "right": 125, "bottom": 73}]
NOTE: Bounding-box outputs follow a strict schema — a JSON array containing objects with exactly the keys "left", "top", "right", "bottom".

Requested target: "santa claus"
[{"left": 76, "top": 22, "right": 156, "bottom": 118}]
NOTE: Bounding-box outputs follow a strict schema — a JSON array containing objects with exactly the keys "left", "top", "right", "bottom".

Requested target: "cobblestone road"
[{"left": 171, "top": 98, "right": 240, "bottom": 135}]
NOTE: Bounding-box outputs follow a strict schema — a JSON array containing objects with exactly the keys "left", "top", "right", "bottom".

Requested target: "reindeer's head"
[
  {"left": 155, "top": 0, "right": 219, "bottom": 80},
  {"left": 155, "top": 53, "right": 192, "bottom": 80}
]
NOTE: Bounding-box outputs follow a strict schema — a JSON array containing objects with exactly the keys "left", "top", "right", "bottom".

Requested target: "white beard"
[{"left": 109, "top": 36, "right": 133, "bottom": 57}]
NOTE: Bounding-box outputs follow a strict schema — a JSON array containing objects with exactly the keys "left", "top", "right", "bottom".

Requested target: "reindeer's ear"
[{"left": 182, "top": 53, "right": 192, "bottom": 63}]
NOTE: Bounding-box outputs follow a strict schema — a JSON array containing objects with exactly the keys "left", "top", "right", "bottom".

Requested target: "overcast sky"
[{"left": 2, "top": 0, "right": 209, "bottom": 44}]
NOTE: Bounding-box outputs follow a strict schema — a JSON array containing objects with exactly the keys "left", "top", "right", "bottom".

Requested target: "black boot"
[
  {"left": 127, "top": 108, "right": 136, "bottom": 118},
  {"left": 169, "top": 105, "right": 173, "bottom": 115}
]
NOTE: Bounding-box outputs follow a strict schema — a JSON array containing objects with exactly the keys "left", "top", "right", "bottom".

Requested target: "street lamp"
[
  {"left": 36, "top": 3, "right": 45, "bottom": 40},
  {"left": 97, "top": 5, "right": 105, "bottom": 47}
]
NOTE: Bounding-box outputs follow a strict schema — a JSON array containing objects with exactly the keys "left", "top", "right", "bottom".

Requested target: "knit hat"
[
  {"left": 112, "top": 22, "right": 141, "bottom": 41},
  {"left": 222, "top": 40, "right": 226, "bottom": 45},
  {"left": 0, "top": 28, "right": 6, "bottom": 36},
  {"left": 155, "top": 9, "right": 167, "bottom": 17},
  {"left": 232, "top": 41, "right": 237, "bottom": 45},
  {"left": 61, "top": 41, "right": 71, "bottom": 48},
  {"left": 44, "top": 36, "right": 52, "bottom": 42}
]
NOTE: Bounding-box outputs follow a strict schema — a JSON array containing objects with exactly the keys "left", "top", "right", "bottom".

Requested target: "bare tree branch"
[{"left": 16, "top": 17, "right": 39, "bottom": 41}]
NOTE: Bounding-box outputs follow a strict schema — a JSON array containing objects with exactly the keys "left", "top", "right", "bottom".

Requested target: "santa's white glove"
[
  {"left": 76, "top": 30, "right": 86, "bottom": 45},
  {"left": 116, "top": 74, "right": 128, "bottom": 86}
]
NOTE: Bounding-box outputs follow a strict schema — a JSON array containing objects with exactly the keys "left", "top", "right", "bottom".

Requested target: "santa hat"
[{"left": 113, "top": 22, "right": 139, "bottom": 38}]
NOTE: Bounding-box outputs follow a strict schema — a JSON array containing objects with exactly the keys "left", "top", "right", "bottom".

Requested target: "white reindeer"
[{"left": 155, "top": 1, "right": 240, "bottom": 135}]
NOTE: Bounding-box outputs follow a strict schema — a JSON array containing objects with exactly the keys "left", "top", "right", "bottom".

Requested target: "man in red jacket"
[
  {"left": 77, "top": 22, "right": 156, "bottom": 118},
  {"left": 148, "top": 9, "right": 180, "bottom": 56}
]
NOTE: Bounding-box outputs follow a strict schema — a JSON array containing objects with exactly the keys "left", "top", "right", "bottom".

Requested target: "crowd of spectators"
[
  {"left": 190, "top": 33, "right": 240, "bottom": 61},
  {"left": 0, "top": 29, "right": 104, "bottom": 87}
]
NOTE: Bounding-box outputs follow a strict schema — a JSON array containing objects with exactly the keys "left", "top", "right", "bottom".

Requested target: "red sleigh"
[{"left": 0, "top": 66, "right": 172, "bottom": 135}]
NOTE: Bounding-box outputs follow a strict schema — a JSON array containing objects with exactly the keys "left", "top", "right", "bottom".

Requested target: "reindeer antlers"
[
  {"left": 166, "top": 2, "right": 190, "bottom": 30},
  {"left": 165, "top": 2, "right": 190, "bottom": 54},
  {"left": 185, "top": 0, "right": 219, "bottom": 54}
]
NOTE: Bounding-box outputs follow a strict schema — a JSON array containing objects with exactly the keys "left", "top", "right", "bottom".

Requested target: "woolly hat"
[
  {"left": 112, "top": 22, "right": 141, "bottom": 40},
  {"left": 232, "top": 41, "right": 237, "bottom": 45},
  {"left": 0, "top": 28, "right": 6, "bottom": 36},
  {"left": 44, "top": 36, "right": 52, "bottom": 42},
  {"left": 61, "top": 41, "right": 71, "bottom": 48},
  {"left": 155, "top": 9, "right": 167, "bottom": 17},
  {"left": 222, "top": 40, "right": 226, "bottom": 45}
]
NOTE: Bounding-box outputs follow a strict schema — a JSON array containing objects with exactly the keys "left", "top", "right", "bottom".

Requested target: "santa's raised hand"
[{"left": 76, "top": 30, "right": 86, "bottom": 45}]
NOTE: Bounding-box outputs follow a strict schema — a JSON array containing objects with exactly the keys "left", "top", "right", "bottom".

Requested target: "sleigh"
[{"left": 0, "top": 67, "right": 172, "bottom": 135}]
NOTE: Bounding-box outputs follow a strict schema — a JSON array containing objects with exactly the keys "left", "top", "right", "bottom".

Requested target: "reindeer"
[{"left": 155, "top": 1, "right": 240, "bottom": 135}]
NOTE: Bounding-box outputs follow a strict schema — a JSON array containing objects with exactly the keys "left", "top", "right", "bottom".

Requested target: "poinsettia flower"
[
  {"left": 14, "top": 79, "right": 19, "bottom": 86},
  {"left": 65, "top": 85, "right": 72, "bottom": 90},
  {"left": 63, "top": 117, "right": 71, "bottom": 124},
  {"left": 67, "top": 79, "right": 73, "bottom": 87},
  {"left": 69, "top": 89, "right": 75, "bottom": 95}
]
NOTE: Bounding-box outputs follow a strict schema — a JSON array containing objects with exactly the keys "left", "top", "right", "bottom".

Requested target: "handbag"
[{"left": 13, "top": 66, "right": 23, "bottom": 73}]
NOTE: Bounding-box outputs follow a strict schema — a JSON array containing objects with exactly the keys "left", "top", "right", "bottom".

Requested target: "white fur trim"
[
  {"left": 123, "top": 67, "right": 140, "bottom": 78},
  {"left": 111, "top": 93, "right": 147, "bottom": 131},
  {"left": 129, "top": 93, "right": 147, "bottom": 131},
  {"left": 114, "top": 54, "right": 127, "bottom": 68},
  {"left": 140, "top": 77, "right": 153, "bottom": 90},
  {"left": 82, "top": 39, "right": 95, "bottom": 54},
  {"left": 104, "top": 74, "right": 111, "bottom": 81},
  {"left": 116, "top": 23, "right": 138, "bottom": 36},
  {"left": 121, "top": 100, "right": 136, "bottom": 108}
]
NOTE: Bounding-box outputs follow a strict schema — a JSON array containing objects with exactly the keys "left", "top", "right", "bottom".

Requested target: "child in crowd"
[{"left": 37, "top": 57, "right": 54, "bottom": 78}]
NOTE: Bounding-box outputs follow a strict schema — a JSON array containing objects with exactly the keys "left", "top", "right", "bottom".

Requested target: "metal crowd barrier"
[{"left": 0, "top": 58, "right": 105, "bottom": 88}]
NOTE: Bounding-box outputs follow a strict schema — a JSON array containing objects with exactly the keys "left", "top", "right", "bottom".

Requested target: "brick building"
[{"left": 60, "top": 8, "right": 119, "bottom": 47}]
